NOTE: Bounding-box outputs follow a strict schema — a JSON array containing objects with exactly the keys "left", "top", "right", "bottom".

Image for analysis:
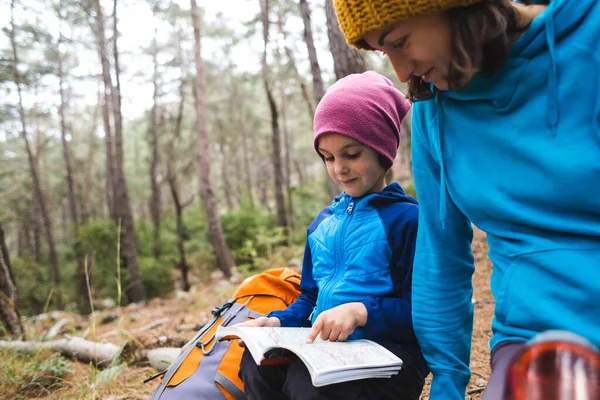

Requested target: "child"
[{"left": 237, "top": 71, "right": 426, "bottom": 400}]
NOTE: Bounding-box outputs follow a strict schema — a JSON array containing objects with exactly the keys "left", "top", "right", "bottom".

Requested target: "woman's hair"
[{"left": 408, "top": 0, "right": 534, "bottom": 101}]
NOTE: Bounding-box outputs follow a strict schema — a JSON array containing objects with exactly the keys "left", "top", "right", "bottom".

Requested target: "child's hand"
[
  {"left": 234, "top": 317, "right": 281, "bottom": 347},
  {"left": 305, "top": 302, "right": 367, "bottom": 343}
]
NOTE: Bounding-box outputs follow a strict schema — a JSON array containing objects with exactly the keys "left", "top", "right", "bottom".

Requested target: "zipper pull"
[
  {"left": 308, "top": 306, "right": 316, "bottom": 322},
  {"left": 346, "top": 200, "right": 354, "bottom": 215}
]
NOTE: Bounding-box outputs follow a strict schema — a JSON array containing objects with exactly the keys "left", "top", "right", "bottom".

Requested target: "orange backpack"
[{"left": 149, "top": 267, "right": 301, "bottom": 400}]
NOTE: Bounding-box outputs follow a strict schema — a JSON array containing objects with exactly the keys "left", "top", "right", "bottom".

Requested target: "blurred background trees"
[{"left": 0, "top": 0, "right": 413, "bottom": 321}]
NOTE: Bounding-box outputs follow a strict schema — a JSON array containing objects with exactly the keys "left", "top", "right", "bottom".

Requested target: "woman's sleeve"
[{"left": 411, "top": 104, "right": 476, "bottom": 400}]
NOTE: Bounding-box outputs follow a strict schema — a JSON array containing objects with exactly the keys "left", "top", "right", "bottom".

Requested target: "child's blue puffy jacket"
[{"left": 269, "top": 183, "right": 420, "bottom": 349}]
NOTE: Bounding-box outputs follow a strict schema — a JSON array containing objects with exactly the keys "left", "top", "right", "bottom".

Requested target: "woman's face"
[{"left": 362, "top": 12, "right": 454, "bottom": 90}]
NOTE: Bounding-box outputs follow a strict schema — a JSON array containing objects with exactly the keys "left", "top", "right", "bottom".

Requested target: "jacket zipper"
[{"left": 318, "top": 198, "right": 355, "bottom": 316}]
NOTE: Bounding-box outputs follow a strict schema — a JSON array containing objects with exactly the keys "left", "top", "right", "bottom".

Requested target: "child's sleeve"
[
  {"left": 410, "top": 102, "right": 475, "bottom": 400},
  {"left": 267, "top": 207, "right": 333, "bottom": 327},
  {"left": 267, "top": 239, "right": 317, "bottom": 327}
]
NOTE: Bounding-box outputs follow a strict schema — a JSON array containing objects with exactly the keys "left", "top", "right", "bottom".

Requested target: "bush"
[
  {"left": 221, "top": 205, "right": 286, "bottom": 271},
  {"left": 138, "top": 256, "right": 171, "bottom": 299},
  {"left": 11, "top": 257, "right": 54, "bottom": 316},
  {"left": 76, "top": 219, "right": 121, "bottom": 303},
  {"left": 220, "top": 205, "right": 276, "bottom": 249}
]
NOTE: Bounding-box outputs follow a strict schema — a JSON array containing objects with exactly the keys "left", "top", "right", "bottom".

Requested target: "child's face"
[{"left": 317, "top": 133, "right": 387, "bottom": 198}]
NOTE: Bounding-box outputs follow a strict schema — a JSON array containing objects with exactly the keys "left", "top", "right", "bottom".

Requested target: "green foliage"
[
  {"left": 233, "top": 226, "right": 289, "bottom": 273},
  {"left": 220, "top": 204, "right": 276, "bottom": 250},
  {"left": 78, "top": 219, "right": 172, "bottom": 302},
  {"left": 138, "top": 256, "right": 171, "bottom": 299},
  {"left": 11, "top": 257, "right": 54, "bottom": 316},
  {"left": 76, "top": 219, "right": 120, "bottom": 301},
  {"left": 0, "top": 349, "right": 71, "bottom": 397},
  {"left": 220, "top": 205, "right": 285, "bottom": 271},
  {"left": 170, "top": 207, "right": 217, "bottom": 281}
]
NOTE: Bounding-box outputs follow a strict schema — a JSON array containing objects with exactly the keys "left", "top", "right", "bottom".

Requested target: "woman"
[{"left": 332, "top": 0, "right": 600, "bottom": 399}]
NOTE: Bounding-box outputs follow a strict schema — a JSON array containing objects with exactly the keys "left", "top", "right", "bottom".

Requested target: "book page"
[
  {"left": 286, "top": 339, "right": 402, "bottom": 374},
  {"left": 217, "top": 326, "right": 402, "bottom": 373}
]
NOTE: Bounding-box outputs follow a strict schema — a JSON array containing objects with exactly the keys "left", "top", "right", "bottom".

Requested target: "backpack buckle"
[
  {"left": 212, "top": 299, "right": 235, "bottom": 316},
  {"left": 197, "top": 336, "right": 217, "bottom": 355}
]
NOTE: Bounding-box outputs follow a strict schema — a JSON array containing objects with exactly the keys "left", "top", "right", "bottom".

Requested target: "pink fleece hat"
[{"left": 313, "top": 71, "right": 410, "bottom": 169}]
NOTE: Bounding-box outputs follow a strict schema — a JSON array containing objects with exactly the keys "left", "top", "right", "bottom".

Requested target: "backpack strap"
[
  {"left": 215, "top": 371, "right": 247, "bottom": 400},
  {"left": 197, "top": 296, "right": 255, "bottom": 356},
  {"left": 247, "top": 311, "right": 263, "bottom": 319},
  {"left": 149, "top": 298, "right": 237, "bottom": 400}
]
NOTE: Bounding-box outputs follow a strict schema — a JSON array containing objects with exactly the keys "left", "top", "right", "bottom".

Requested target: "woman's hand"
[
  {"left": 305, "top": 302, "right": 367, "bottom": 343},
  {"left": 234, "top": 316, "right": 281, "bottom": 347}
]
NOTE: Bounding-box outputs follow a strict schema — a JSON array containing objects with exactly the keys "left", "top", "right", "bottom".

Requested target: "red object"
[{"left": 504, "top": 339, "right": 600, "bottom": 400}]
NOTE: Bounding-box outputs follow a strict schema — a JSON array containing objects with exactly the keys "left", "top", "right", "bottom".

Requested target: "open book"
[{"left": 216, "top": 326, "right": 403, "bottom": 387}]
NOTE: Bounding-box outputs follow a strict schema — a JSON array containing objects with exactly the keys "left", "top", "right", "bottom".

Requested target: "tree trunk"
[
  {"left": 10, "top": 0, "right": 61, "bottom": 288},
  {"left": 190, "top": 0, "right": 234, "bottom": 278},
  {"left": 277, "top": 9, "right": 314, "bottom": 123},
  {"left": 325, "top": 0, "right": 367, "bottom": 80},
  {"left": 275, "top": 11, "right": 295, "bottom": 229},
  {"left": 16, "top": 222, "right": 25, "bottom": 257},
  {"left": 149, "top": 29, "right": 161, "bottom": 260},
  {"left": 56, "top": 25, "right": 91, "bottom": 314},
  {"left": 237, "top": 99, "right": 255, "bottom": 207},
  {"left": 217, "top": 131, "right": 234, "bottom": 210},
  {"left": 166, "top": 87, "right": 190, "bottom": 291},
  {"left": 32, "top": 128, "right": 42, "bottom": 264},
  {"left": 298, "top": 0, "right": 325, "bottom": 104},
  {"left": 166, "top": 35, "right": 190, "bottom": 292},
  {"left": 83, "top": 89, "right": 100, "bottom": 222},
  {"left": 257, "top": 161, "right": 271, "bottom": 211},
  {"left": 294, "top": 159, "right": 305, "bottom": 187},
  {"left": 92, "top": 0, "right": 115, "bottom": 219},
  {"left": 108, "top": 0, "right": 145, "bottom": 302},
  {"left": 260, "top": 0, "right": 288, "bottom": 232},
  {"left": 232, "top": 149, "right": 243, "bottom": 206},
  {"left": 0, "top": 224, "right": 24, "bottom": 340},
  {"left": 31, "top": 190, "right": 41, "bottom": 264},
  {"left": 101, "top": 91, "right": 115, "bottom": 218},
  {"left": 280, "top": 91, "right": 294, "bottom": 230}
]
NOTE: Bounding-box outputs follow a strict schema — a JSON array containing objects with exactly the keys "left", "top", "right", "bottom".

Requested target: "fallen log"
[
  {"left": 144, "top": 347, "right": 180, "bottom": 371},
  {"left": 0, "top": 336, "right": 180, "bottom": 371},
  {"left": 0, "top": 335, "right": 123, "bottom": 367},
  {"left": 44, "top": 318, "right": 72, "bottom": 340}
]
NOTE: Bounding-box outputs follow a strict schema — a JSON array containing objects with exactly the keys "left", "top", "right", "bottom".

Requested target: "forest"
[
  {"left": 0, "top": 0, "right": 413, "bottom": 319},
  {"left": 0, "top": 0, "right": 446, "bottom": 398}
]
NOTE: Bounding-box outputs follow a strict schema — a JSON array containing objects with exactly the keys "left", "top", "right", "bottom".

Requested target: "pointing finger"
[{"left": 306, "top": 317, "right": 323, "bottom": 343}]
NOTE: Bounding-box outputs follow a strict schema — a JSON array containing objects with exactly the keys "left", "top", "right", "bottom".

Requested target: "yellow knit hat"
[{"left": 334, "top": 0, "right": 483, "bottom": 48}]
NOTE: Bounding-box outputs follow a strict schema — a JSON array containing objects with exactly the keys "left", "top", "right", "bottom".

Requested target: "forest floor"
[{"left": 1, "top": 228, "right": 494, "bottom": 400}]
